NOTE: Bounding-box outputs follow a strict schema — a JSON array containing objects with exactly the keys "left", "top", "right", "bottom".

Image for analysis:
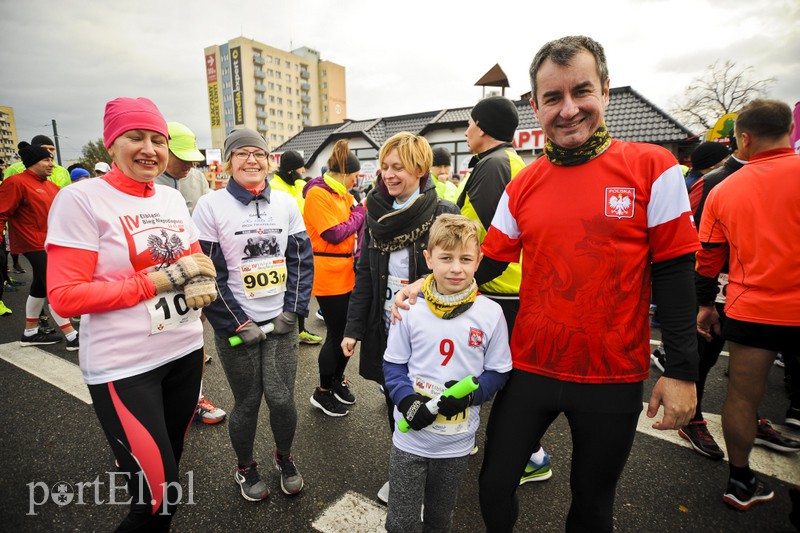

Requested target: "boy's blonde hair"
[
  {"left": 379, "top": 132, "right": 433, "bottom": 176},
  {"left": 427, "top": 214, "right": 481, "bottom": 254}
]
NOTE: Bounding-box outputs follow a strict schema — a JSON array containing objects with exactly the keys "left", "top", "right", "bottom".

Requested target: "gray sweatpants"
[
  {"left": 386, "top": 445, "right": 470, "bottom": 533},
  {"left": 214, "top": 330, "right": 298, "bottom": 464}
]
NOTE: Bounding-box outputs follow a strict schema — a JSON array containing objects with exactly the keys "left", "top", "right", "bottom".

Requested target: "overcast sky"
[{"left": 1, "top": 0, "right": 798, "bottom": 162}]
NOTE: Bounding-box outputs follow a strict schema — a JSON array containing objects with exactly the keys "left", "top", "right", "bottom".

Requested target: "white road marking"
[
  {"left": 312, "top": 491, "right": 387, "bottom": 532},
  {"left": 0, "top": 341, "right": 91, "bottom": 404},
  {"left": 638, "top": 405, "right": 799, "bottom": 485}
]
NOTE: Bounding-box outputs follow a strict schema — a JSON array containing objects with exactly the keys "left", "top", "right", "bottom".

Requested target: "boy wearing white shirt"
[{"left": 383, "top": 214, "right": 512, "bottom": 532}]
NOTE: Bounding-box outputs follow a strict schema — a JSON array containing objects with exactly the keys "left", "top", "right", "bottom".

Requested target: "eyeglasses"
[{"left": 232, "top": 150, "right": 268, "bottom": 161}]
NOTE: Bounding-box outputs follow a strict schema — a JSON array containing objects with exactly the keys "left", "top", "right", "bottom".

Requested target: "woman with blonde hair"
[
  {"left": 304, "top": 139, "right": 366, "bottom": 416},
  {"left": 341, "top": 132, "right": 459, "bottom": 502}
]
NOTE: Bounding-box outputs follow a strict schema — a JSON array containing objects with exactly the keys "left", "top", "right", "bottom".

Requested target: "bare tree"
[{"left": 671, "top": 60, "right": 774, "bottom": 133}]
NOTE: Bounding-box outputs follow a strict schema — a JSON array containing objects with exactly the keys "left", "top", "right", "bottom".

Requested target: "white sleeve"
[
  {"left": 482, "top": 308, "right": 513, "bottom": 373},
  {"left": 383, "top": 308, "right": 412, "bottom": 364},
  {"left": 191, "top": 195, "right": 218, "bottom": 243},
  {"left": 45, "top": 187, "right": 100, "bottom": 252}
]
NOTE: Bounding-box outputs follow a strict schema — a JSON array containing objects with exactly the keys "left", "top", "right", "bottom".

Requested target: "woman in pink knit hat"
[{"left": 46, "top": 97, "right": 217, "bottom": 530}]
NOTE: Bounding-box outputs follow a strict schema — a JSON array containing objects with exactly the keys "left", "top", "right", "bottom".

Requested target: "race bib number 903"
[{"left": 241, "top": 257, "right": 288, "bottom": 299}]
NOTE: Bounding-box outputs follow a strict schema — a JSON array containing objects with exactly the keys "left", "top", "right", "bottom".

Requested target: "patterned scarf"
[
  {"left": 545, "top": 122, "right": 612, "bottom": 166},
  {"left": 365, "top": 175, "right": 439, "bottom": 253},
  {"left": 421, "top": 274, "right": 477, "bottom": 320}
]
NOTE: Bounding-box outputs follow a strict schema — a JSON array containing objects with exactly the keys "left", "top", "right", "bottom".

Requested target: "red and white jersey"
[
  {"left": 482, "top": 140, "right": 700, "bottom": 384},
  {"left": 385, "top": 295, "right": 512, "bottom": 458},
  {"left": 46, "top": 179, "right": 203, "bottom": 384}
]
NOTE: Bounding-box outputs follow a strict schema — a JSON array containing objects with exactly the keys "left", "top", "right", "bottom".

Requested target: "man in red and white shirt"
[{"left": 475, "top": 36, "right": 700, "bottom": 532}]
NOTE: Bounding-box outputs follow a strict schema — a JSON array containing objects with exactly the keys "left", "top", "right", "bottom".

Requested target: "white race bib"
[
  {"left": 240, "top": 256, "right": 288, "bottom": 299},
  {"left": 384, "top": 275, "right": 409, "bottom": 312},
  {"left": 413, "top": 376, "right": 470, "bottom": 436},
  {"left": 144, "top": 290, "right": 201, "bottom": 335}
]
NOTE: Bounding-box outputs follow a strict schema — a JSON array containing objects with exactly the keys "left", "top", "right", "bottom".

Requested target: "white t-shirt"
[
  {"left": 46, "top": 179, "right": 204, "bottom": 385},
  {"left": 192, "top": 187, "right": 306, "bottom": 322},
  {"left": 385, "top": 295, "right": 512, "bottom": 458}
]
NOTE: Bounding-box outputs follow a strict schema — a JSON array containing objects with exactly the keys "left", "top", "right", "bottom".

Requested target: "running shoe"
[
  {"left": 650, "top": 348, "right": 666, "bottom": 373},
  {"left": 204, "top": 352, "right": 213, "bottom": 364},
  {"left": 8, "top": 277, "right": 25, "bottom": 286},
  {"left": 520, "top": 451, "right": 553, "bottom": 484},
  {"left": 786, "top": 407, "right": 800, "bottom": 430},
  {"left": 678, "top": 420, "right": 724, "bottom": 460},
  {"left": 194, "top": 395, "right": 227, "bottom": 424},
  {"left": 66, "top": 333, "right": 80, "bottom": 352},
  {"left": 234, "top": 462, "right": 269, "bottom": 501},
  {"left": 299, "top": 329, "right": 323, "bottom": 345},
  {"left": 12, "top": 265, "right": 26, "bottom": 274},
  {"left": 331, "top": 376, "right": 356, "bottom": 405},
  {"left": 310, "top": 388, "right": 349, "bottom": 417},
  {"left": 38, "top": 315, "right": 56, "bottom": 335},
  {"left": 755, "top": 419, "right": 800, "bottom": 452},
  {"left": 274, "top": 451, "right": 304, "bottom": 495},
  {"left": 775, "top": 353, "right": 785, "bottom": 368},
  {"left": 722, "top": 477, "right": 774, "bottom": 511},
  {"left": 0, "top": 301, "right": 12, "bottom": 316},
  {"left": 20, "top": 331, "right": 61, "bottom": 347},
  {"left": 315, "top": 308, "right": 324, "bottom": 321}
]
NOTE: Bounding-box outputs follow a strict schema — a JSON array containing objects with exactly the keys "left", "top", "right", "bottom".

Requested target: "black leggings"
[
  {"left": 316, "top": 293, "right": 352, "bottom": 389},
  {"left": 88, "top": 349, "right": 203, "bottom": 532},
  {"left": 23, "top": 250, "right": 47, "bottom": 298},
  {"left": 479, "top": 370, "right": 642, "bottom": 533},
  {"left": 694, "top": 302, "right": 726, "bottom": 420}
]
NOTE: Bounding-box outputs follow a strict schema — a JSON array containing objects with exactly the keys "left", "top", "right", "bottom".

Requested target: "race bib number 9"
[
  {"left": 145, "top": 291, "right": 201, "bottom": 335},
  {"left": 241, "top": 257, "right": 288, "bottom": 299}
]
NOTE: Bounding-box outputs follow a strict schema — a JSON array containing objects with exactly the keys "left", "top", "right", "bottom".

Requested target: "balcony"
[
  {"left": 301, "top": 82, "right": 311, "bottom": 91},
  {"left": 301, "top": 95, "right": 311, "bottom": 103},
  {"left": 300, "top": 69, "right": 310, "bottom": 79},
  {"left": 303, "top": 118, "right": 312, "bottom": 127},
  {"left": 257, "top": 122, "right": 268, "bottom": 133},
  {"left": 256, "top": 97, "right": 267, "bottom": 106},
  {"left": 255, "top": 83, "right": 266, "bottom": 92},
  {"left": 257, "top": 110, "right": 268, "bottom": 119},
  {"left": 253, "top": 56, "right": 265, "bottom": 65},
  {"left": 302, "top": 106, "right": 311, "bottom": 115},
  {"left": 254, "top": 69, "right": 266, "bottom": 79}
]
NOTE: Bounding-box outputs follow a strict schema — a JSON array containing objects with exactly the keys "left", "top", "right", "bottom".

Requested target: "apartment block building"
[
  {"left": 0, "top": 106, "right": 19, "bottom": 165},
  {"left": 204, "top": 37, "right": 346, "bottom": 152}
]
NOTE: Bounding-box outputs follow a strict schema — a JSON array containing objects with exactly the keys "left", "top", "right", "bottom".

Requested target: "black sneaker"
[
  {"left": 234, "top": 462, "right": 269, "bottom": 501},
  {"left": 786, "top": 407, "right": 800, "bottom": 430},
  {"left": 66, "top": 333, "right": 79, "bottom": 352},
  {"left": 38, "top": 314, "right": 56, "bottom": 335},
  {"left": 274, "top": 451, "right": 304, "bottom": 495},
  {"left": 20, "top": 331, "right": 62, "bottom": 347},
  {"left": 755, "top": 418, "right": 800, "bottom": 453},
  {"left": 678, "top": 420, "right": 724, "bottom": 460},
  {"left": 310, "top": 388, "right": 349, "bottom": 417},
  {"left": 332, "top": 376, "right": 356, "bottom": 405},
  {"left": 722, "top": 477, "right": 774, "bottom": 510}
]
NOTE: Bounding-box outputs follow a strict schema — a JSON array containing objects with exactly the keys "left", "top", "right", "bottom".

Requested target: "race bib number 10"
[
  {"left": 241, "top": 257, "right": 288, "bottom": 299},
  {"left": 145, "top": 291, "right": 201, "bottom": 335}
]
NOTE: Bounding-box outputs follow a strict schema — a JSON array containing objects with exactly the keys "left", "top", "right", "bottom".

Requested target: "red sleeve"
[
  {"left": 695, "top": 244, "right": 728, "bottom": 278},
  {"left": 47, "top": 244, "right": 157, "bottom": 317}
]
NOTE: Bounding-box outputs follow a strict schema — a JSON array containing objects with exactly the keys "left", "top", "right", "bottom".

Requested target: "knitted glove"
[
  {"left": 235, "top": 320, "right": 266, "bottom": 346},
  {"left": 437, "top": 380, "right": 475, "bottom": 417},
  {"left": 184, "top": 275, "right": 217, "bottom": 309},
  {"left": 398, "top": 394, "right": 436, "bottom": 431},
  {"left": 147, "top": 253, "right": 216, "bottom": 293},
  {"left": 272, "top": 311, "right": 297, "bottom": 334}
]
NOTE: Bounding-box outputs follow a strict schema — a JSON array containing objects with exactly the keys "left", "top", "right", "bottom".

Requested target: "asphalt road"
[{"left": 1, "top": 259, "right": 798, "bottom": 532}]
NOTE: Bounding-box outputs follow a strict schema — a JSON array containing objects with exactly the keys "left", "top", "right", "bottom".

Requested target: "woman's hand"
[{"left": 342, "top": 337, "right": 358, "bottom": 357}]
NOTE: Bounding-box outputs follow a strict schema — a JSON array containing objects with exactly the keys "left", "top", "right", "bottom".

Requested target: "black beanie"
[
  {"left": 279, "top": 150, "right": 305, "bottom": 172},
  {"left": 20, "top": 145, "right": 52, "bottom": 168},
  {"left": 691, "top": 142, "right": 729, "bottom": 170},
  {"left": 31, "top": 134, "right": 55, "bottom": 146},
  {"left": 432, "top": 147, "right": 452, "bottom": 167},
  {"left": 470, "top": 96, "right": 519, "bottom": 142}
]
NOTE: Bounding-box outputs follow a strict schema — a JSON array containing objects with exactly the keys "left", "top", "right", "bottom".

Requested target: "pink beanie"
[{"left": 103, "top": 97, "right": 169, "bottom": 148}]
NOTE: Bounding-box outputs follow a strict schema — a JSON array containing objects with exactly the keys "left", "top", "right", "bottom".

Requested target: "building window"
[
  {"left": 268, "top": 82, "right": 274, "bottom": 90},
  {"left": 278, "top": 122, "right": 284, "bottom": 129},
  {"left": 270, "top": 109, "right": 276, "bottom": 116},
  {"left": 267, "top": 69, "right": 273, "bottom": 77},
  {"left": 275, "top": 58, "right": 281, "bottom": 66},
  {"left": 278, "top": 110, "right": 283, "bottom": 117},
  {"left": 322, "top": 82, "right": 327, "bottom": 89},
  {"left": 269, "top": 95, "right": 275, "bottom": 103},
  {"left": 286, "top": 87, "right": 292, "bottom": 95},
  {"left": 288, "top": 99, "right": 293, "bottom": 107},
  {"left": 285, "top": 60, "right": 291, "bottom": 68},
  {"left": 322, "top": 69, "right": 327, "bottom": 76},
  {"left": 288, "top": 112, "right": 293, "bottom": 119},
  {"left": 266, "top": 55, "right": 273, "bottom": 63},
  {"left": 270, "top": 121, "right": 276, "bottom": 129},
  {"left": 286, "top": 73, "right": 291, "bottom": 81},
  {"left": 323, "top": 105, "right": 328, "bottom": 112},
  {"left": 277, "top": 97, "right": 283, "bottom": 105},
  {"left": 277, "top": 84, "right": 282, "bottom": 92}
]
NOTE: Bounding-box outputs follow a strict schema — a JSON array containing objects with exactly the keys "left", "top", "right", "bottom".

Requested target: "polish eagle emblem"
[
  {"left": 147, "top": 229, "right": 185, "bottom": 267},
  {"left": 605, "top": 187, "right": 635, "bottom": 218}
]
